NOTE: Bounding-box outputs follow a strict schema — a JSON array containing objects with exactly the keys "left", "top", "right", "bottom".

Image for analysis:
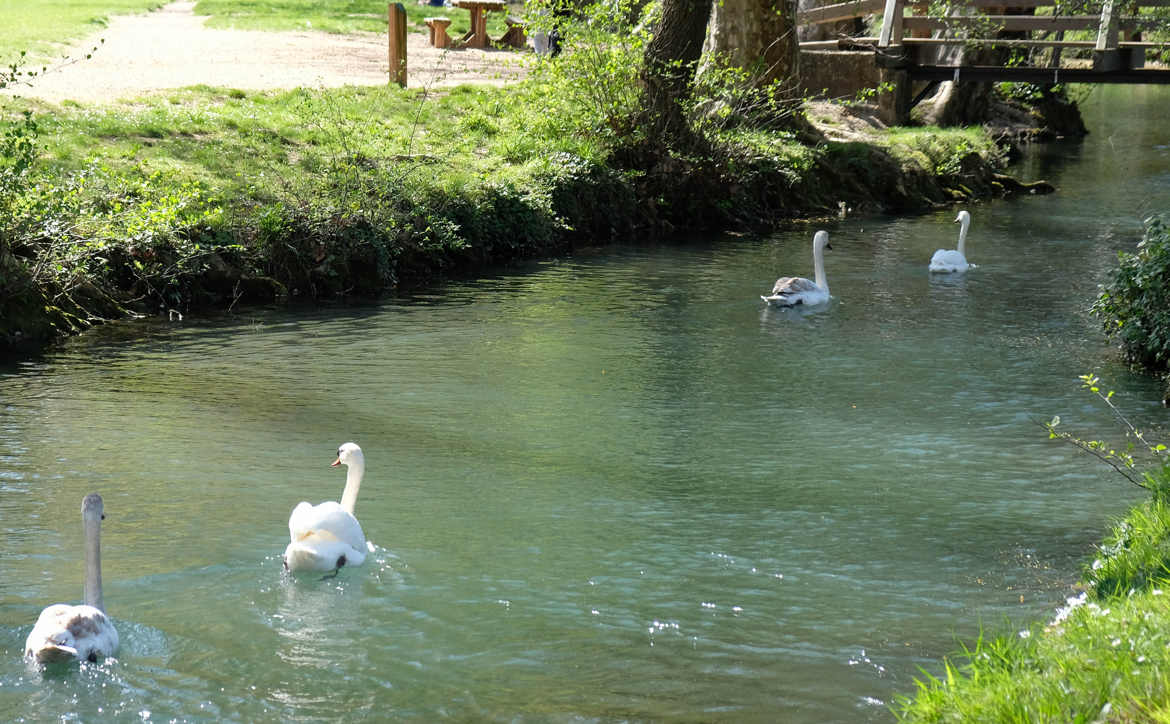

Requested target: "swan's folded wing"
[
  {"left": 25, "top": 604, "right": 117, "bottom": 663},
  {"left": 929, "top": 249, "right": 968, "bottom": 270},
  {"left": 289, "top": 501, "right": 366, "bottom": 553},
  {"left": 772, "top": 276, "right": 818, "bottom": 295}
]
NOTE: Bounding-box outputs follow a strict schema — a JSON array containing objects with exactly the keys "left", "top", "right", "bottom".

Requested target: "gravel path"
[{"left": 8, "top": 0, "right": 530, "bottom": 104}]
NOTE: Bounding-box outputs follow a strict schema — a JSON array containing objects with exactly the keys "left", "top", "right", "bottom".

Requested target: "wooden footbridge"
[{"left": 799, "top": 0, "right": 1170, "bottom": 122}]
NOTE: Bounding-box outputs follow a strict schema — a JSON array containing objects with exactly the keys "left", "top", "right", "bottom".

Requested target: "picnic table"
[{"left": 452, "top": 0, "right": 507, "bottom": 48}]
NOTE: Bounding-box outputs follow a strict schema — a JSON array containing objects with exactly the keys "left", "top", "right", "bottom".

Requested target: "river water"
[{"left": 2, "top": 86, "right": 1169, "bottom": 722}]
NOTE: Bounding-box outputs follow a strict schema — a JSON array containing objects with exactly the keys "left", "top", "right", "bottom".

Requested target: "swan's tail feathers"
[
  {"left": 283, "top": 545, "right": 327, "bottom": 573},
  {"left": 762, "top": 294, "right": 797, "bottom": 307},
  {"left": 31, "top": 644, "right": 78, "bottom": 664},
  {"left": 284, "top": 537, "right": 366, "bottom": 574}
]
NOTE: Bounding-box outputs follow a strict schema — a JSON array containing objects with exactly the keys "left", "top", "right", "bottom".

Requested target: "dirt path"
[{"left": 7, "top": 0, "right": 530, "bottom": 104}]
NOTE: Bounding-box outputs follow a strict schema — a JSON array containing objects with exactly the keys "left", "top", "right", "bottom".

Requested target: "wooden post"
[
  {"left": 388, "top": 2, "right": 407, "bottom": 87},
  {"left": 1093, "top": 0, "right": 1122, "bottom": 71},
  {"left": 878, "top": 0, "right": 905, "bottom": 48},
  {"left": 878, "top": 67, "right": 911, "bottom": 126}
]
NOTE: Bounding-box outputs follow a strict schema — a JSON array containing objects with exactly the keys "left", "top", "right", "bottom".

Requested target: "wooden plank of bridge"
[
  {"left": 800, "top": 0, "right": 885, "bottom": 26},
  {"left": 907, "top": 64, "right": 1170, "bottom": 83},
  {"left": 903, "top": 15, "right": 1101, "bottom": 31}
]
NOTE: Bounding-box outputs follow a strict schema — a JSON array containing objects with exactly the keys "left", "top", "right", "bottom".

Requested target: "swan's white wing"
[
  {"left": 25, "top": 603, "right": 118, "bottom": 664},
  {"left": 929, "top": 249, "right": 969, "bottom": 272},
  {"left": 288, "top": 501, "right": 367, "bottom": 558}
]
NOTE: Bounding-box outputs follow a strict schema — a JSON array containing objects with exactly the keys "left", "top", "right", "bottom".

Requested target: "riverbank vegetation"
[
  {"left": 0, "top": 0, "right": 1033, "bottom": 349},
  {"left": 1094, "top": 215, "right": 1170, "bottom": 379},
  {"left": 0, "top": 0, "right": 1057, "bottom": 353},
  {"left": 897, "top": 378, "right": 1170, "bottom": 722}
]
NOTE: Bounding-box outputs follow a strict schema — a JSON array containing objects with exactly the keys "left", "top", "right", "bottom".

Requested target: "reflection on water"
[{"left": 2, "top": 86, "right": 1170, "bottom": 722}]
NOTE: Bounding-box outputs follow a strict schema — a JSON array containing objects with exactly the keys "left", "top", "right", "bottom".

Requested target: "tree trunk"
[
  {"left": 638, "top": 0, "right": 713, "bottom": 149},
  {"left": 704, "top": 0, "right": 798, "bottom": 89}
]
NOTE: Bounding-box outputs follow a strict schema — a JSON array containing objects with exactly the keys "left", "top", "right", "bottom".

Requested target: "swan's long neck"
[
  {"left": 957, "top": 217, "right": 970, "bottom": 256},
  {"left": 813, "top": 241, "right": 828, "bottom": 293},
  {"left": 340, "top": 461, "right": 364, "bottom": 516},
  {"left": 83, "top": 515, "right": 104, "bottom": 612}
]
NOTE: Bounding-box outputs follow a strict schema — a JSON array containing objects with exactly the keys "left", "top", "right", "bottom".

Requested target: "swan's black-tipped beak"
[
  {"left": 330, "top": 458, "right": 341, "bottom": 467},
  {"left": 825, "top": 243, "right": 833, "bottom": 251}
]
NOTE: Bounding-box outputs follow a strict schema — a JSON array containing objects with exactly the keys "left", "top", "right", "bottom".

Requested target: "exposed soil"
[{"left": 5, "top": 0, "right": 530, "bottom": 104}]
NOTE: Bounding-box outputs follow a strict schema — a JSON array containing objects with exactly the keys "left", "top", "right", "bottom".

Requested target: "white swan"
[
  {"left": 284, "top": 442, "right": 370, "bottom": 575},
  {"left": 25, "top": 493, "right": 119, "bottom": 665},
  {"left": 929, "top": 210, "right": 973, "bottom": 273},
  {"left": 761, "top": 230, "right": 832, "bottom": 306}
]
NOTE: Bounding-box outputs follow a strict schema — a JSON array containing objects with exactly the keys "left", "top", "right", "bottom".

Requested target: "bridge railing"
[{"left": 800, "top": 0, "right": 1170, "bottom": 67}]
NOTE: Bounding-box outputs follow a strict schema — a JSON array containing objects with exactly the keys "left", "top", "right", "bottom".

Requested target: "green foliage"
[
  {"left": 688, "top": 57, "right": 804, "bottom": 138},
  {"left": 1093, "top": 214, "right": 1170, "bottom": 371},
  {"left": 897, "top": 588, "right": 1170, "bottom": 722},
  {"left": 526, "top": 0, "right": 650, "bottom": 145},
  {"left": 0, "top": 109, "right": 37, "bottom": 203},
  {"left": 1045, "top": 374, "right": 1170, "bottom": 495}
]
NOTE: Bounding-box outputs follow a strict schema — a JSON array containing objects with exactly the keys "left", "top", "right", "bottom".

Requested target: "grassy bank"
[
  {"left": 0, "top": 76, "right": 1015, "bottom": 344},
  {"left": 0, "top": 0, "right": 1033, "bottom": 348},
  {"left": 897, "top": 383, "right": 1170, "bottom": 722},
  {"left": 897, "top": 483, "right": 1170, "bottom": 722}
]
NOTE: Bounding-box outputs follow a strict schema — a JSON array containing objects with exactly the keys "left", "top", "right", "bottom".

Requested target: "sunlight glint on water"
[{"left": 2, "top": 86, "right": 1170, "bottom": 722}]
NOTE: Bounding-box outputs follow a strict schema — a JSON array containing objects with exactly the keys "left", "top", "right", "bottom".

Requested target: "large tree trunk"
[
  {"left": 638, "top": 0, "right": 713, "bottom": 150},
  {"left": 704, "top": 0, "right": 799, "bottom": 89}
]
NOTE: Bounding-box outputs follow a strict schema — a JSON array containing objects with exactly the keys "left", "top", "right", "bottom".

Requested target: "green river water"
[{"left": 2, "top": 85, "right": 1170, "bottom": 722}]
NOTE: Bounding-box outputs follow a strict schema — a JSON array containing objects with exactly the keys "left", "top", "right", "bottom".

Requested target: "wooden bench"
[
  {"left": 497, "top": 15, "right": 527, "bottom": 49},
  {"left": 425, "top": 16, "right": 453, "bottom": 48}
]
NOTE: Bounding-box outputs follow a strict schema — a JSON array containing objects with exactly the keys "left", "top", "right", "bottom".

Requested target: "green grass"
[
  {"left": 1085, "top": 471, "right": 1170, "bottom": 598},
  {"left": 0, "top": 0, "right": 163, "bottom": 60},
  {"left": 23, "top": 80, "right": 598, "bottom": 201},
  {"left": 881, "top": 126, "right": 1004, "bottom": 176},
  {"left": 899, "top": 589, "right": 1170, "bottom": 722},
  {"left": 0, "top": 0, "right": 518, "bottom": 65}
]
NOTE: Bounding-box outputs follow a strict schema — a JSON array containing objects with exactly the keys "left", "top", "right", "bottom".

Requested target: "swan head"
[
  {"left": 954, "top": 210, "right": 971, "bottom": 226},
  {"left": 82, "top": 493, "right": 105, "bottom": 523},
  {"left": 813, "top": 230, "right": 831, "bottom": 252},
  {"left": 331, "top": 442, "right": 364, "bottom": 469}
]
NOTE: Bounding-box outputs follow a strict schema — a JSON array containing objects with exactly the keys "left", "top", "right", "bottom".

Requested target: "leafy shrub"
[
  {"left": 1093, "top": 215, "right": 1170, "bottom": 370},
  {"left": 526, "top": 0, "right": 649, "bottom": 145}
]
